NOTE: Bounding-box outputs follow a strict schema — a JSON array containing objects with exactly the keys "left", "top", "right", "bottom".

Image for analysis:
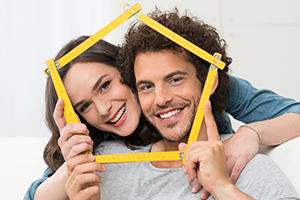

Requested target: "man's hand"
[{"left": 179, "top": 100, "right": 232, "bottom": 198}]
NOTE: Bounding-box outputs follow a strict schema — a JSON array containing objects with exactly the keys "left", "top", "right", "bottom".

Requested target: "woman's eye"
[
  {"left": 80, "top": 103, "right": 91, "bottom": 112},
  {"left": 100, "top": 81, "right": 111, "bottom": 92}
]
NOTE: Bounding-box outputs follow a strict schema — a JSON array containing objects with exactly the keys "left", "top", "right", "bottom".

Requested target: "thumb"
[
  {"left": 178, "top": 143, "right": 187, "bottom": 151},
  {"left": 76, "top": 114, "right": 81, "bottom": 123}
]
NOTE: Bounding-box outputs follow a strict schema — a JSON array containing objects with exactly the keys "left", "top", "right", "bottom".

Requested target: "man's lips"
[
  {"left": 159, "top": 109, "right": 182, "bottom": 119},
  {"left": 155, "top": 107, "right": 183, "bottom": 119}
]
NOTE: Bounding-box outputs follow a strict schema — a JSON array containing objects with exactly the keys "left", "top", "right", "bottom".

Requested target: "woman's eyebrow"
[
  {"left": 92, "top": 74, "right": 109, "bottom": 92},
  {"left": 73, "top": 100, "right": 85, "bottom": 110}
]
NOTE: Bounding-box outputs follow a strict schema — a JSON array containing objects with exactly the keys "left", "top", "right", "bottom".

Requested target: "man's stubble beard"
[{"left": 145, "top": 99, "right": 199, "bottom": 143}]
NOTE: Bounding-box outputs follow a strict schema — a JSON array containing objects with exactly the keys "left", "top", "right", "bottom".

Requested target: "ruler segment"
[
  {"left": 95, "top": 151, "right": 184, "bottom": 164},
  {"left": 182, "top": 53, "right": 222, "bottom": 164},
  {"left": 46, "top": 59, "right": 79, "bottom": 124},
  {"left": 46, "top": 59, "right": 91, "bottom": 154},
  {"left": 44, "top": 3, "right": 142, "bottom": 77},
  {"left": 137, "top": 13, "right": 225, "bottom": 70}
]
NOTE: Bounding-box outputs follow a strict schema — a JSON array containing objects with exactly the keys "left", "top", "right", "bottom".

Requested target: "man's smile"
[{"left": 158, "top": 109, "right": 182, "bottom": 119}]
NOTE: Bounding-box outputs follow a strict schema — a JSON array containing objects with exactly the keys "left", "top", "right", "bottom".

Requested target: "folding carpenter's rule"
[{"left": 45, "top": 3, "right": 225, "bottom": 164}]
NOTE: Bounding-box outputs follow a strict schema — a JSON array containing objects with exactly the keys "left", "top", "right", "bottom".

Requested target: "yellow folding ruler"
[{"left": 45, "top": 3, "right": 225, "bottom": 164}]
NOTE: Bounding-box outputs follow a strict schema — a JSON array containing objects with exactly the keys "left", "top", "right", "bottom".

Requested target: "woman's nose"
[{"left": 95, "top": 100, "right": 112, "bottom": 116}]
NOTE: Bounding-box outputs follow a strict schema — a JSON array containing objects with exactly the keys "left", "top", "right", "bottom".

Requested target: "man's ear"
[{"left": 210, "top": 72, "right": 219, "bottom": 95}]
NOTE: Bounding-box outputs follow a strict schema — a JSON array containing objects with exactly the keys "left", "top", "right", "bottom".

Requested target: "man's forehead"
[{"left": 134, "top": 50, "right": 194, "bottom": 71}]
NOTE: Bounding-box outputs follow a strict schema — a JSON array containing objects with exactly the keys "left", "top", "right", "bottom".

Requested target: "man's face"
[{"left": 134, "top": 51, "right": 202, "bottom": 142}]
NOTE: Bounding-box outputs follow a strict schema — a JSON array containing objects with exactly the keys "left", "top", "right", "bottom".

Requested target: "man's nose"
[{"left": 154, "top": 86, "right": 173, "bottom": 106}]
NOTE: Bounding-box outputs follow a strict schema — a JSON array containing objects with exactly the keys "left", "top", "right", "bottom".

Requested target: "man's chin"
[{"left": 160, "top": 130, "right": 190, "bottom": 143}]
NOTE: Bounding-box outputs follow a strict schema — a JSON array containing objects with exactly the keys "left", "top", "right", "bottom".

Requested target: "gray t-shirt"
[{"left": 95, "top": 140, "right": 298, "bottom": 200}]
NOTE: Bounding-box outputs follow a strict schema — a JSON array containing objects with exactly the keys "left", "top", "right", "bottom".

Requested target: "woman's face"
[{"left": 63, "top": 62, "right": 141, "bottom": 137}]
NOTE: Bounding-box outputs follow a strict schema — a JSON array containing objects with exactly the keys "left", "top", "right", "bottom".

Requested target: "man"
[{"left": 114, "top": 8, "right": 299, "bottom": 199}]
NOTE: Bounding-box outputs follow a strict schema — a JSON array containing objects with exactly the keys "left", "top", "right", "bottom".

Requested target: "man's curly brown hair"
[{"left": 118, "top": 8, "right": 232, "bottom": 115}]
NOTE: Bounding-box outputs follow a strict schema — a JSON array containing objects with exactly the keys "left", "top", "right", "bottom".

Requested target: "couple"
[{"left": 25, "top": 8, "right": 300, "bottom": 200}]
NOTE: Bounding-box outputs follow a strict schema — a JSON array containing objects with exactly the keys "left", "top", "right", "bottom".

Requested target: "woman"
[{"left": 25, "top": 36, "right": 159, "bottom": 200}]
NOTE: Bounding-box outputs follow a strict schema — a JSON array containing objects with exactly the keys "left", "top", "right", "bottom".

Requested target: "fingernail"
[
  {"left": 200, "top": 192, "right": 205, "bottom": 199},
  {"left": 207, "top": 100, "right": 211, "bottom": 108},
  {"left": 191, "top": 187, "right": 196, "bottom": 193},
  {"left": 88, "top": 154, "right": 95, "bottom": 161}
]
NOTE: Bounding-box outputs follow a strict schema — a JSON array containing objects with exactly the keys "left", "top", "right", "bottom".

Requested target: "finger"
[
  {"left": 67, "top": 154, "right": 106, "bottom": 177},
  {"left": 73, "top": 173, "right": 103, "bottom": 190},
  {"left": 76, "top": 114, "right": 81, "bottom": 123},
  {"left": 68, "top": 134, "right": 94, "bottom": 151},
  {"left": 178, "top": 143, "right": 187, "bottom": 151},
  {"left": 191, "top": 181, "right": 202, "bottom": 193},
  {"left": 204, "top": 100, "right": 220, "bottom": 142},
  {"left": 58, "top": 123, "right": 90, "bottom": 149},
  {"left": 225, "top": 156, "right": 235, "bottom": 179},
  {"left": 68, "top": 142, "right": 93, "bottom": 159},
  {"left": 185, "top": 142, "right": 202, "bottom": 182},
  {"left": 178, "top": 143, "right": 187, "bottom": 174},
  {"left": 53, "top": 98, "right": 67, "bottom": 133},
  {"left": 230, "top": 156, "right": 247, "bottom": 184},
  {"left": 77, "top": 184, "right": 100, "bottom": 200},
  {"left": 200, "top": 188, "right": 210, "bottom": 199},
  {"left": 67, "top": 163, "right": 106, "bottom": 197},
  {"left": 67, "top": 173, "right": 102, "bottom": 199}
]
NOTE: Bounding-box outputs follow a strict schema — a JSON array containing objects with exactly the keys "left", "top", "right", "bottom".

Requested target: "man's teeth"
[
  {"left": 159, "top": 109, "right": 181, "bottom": 119},
  {"left": 110, "top": 105, "right": 125, "bottom": 123}
]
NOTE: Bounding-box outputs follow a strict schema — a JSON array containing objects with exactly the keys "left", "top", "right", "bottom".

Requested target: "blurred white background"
[{"left": 0, "top": 0, "right": 299, "bottom": 199}]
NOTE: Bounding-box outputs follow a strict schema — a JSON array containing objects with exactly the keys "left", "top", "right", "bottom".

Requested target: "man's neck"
[
  {"left": 149, "top": 123, "right": 208, "bottom": 168},
  {"left": 150, "top": 139, "right": 185, "bottom": 168}
]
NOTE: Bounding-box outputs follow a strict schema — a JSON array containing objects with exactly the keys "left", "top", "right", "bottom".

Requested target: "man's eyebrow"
[
  {"left": 135, "top": 70, "right": 189, "bottom": 88},
  {"left": 73, "top": 74, "right": 108, "bottom": 110},
  {"left": 136, "top": 80, "right": 152, "bottom": 88},
  {"left": 163, "top": 70, "right": 189, "bottom": 80}
]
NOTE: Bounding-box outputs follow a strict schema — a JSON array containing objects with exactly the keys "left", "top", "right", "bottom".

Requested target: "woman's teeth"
[
  {"left": 110, "top": 105, "right": 125, "bottom": 123},
  {"left": 159, "top": 109, "right": 181, "bottom": 119}
]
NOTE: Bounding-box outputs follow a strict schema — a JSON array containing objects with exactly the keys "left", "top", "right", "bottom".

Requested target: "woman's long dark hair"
[{"left": 44, "top": 36, "right": 157, "bottom": 176}]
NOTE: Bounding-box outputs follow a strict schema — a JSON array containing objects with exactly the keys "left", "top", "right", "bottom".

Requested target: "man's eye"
[
  {"left": 100, "top": 81, "right": 111, "bottom": 92},
  {"left": 140, "top": 85, "right": 152, "bottom": 91},
  {"left": 170, "top": 78, "right": 181, "bottom": 83},
  {"left": 80, "top": 103, "right": 91, "bottom": 112}
]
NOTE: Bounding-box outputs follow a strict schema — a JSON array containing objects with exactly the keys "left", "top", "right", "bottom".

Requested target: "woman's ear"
[{"left": 211, "top": 72, "right": 219, "bottom": 95}]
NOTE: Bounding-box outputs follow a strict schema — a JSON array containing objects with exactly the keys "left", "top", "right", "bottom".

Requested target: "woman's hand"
[
  {"left": 66, "top": 154, "right": 106, "bottom": 200},
  {"left": 223, "top": 125, "right": 260, "bottom": 184},
  {"left": 54, "top": 98, "right": 94, "bottom": 161}
]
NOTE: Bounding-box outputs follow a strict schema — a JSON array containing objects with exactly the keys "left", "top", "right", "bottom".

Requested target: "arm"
[
  {"left": 34, "top": 164, "right": 69, "bottom": 200},
  {"left": 247, "top": 113, "right": 300, "bottom": 145},
  {"left": 34, "top": 98, "right": 94, "bottom": 200},
  {"left": 223, "top": 76, "right": 300, "bottom": 182},
  {"left": 23, "top": 168, "right": 52, "bottom": 200}
]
